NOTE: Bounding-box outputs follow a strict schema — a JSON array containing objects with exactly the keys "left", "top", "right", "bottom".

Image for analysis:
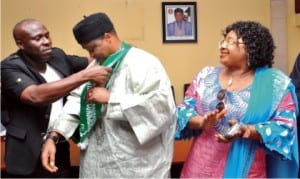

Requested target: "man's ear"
[
  {"left": 16, "top": 40, "right": 24, "bottom": 49},
  {"left": 103, "top": 32, "right": 111, "bottom": 39}
]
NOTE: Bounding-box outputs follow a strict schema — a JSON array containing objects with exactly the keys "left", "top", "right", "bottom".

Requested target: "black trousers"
[{"left": 6, "top": 141, "right": 72, "bottom": 178}]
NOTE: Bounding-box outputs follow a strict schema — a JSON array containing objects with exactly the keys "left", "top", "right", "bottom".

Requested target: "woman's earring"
[{"left": 247, "top": 53, "right": 250, "bottom": 68}]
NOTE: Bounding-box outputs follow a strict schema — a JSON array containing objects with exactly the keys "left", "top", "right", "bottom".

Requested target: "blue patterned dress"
[{"left": 176, "top": 66, "right": 298, "bottom": 178}]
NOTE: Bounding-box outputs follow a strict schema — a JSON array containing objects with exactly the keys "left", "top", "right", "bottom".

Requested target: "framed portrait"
[
  {"left": 296, "top": 0, "right": 300, "bottom": 13},
  {"left": 162, "top": 2, "right": 197, "bottom": 43}
]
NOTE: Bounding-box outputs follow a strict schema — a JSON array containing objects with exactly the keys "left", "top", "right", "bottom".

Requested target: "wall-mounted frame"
[
  {"left": 162, "top": 2, "right": 197, "bottom": 43},
  {"left": 296, "top": 0, "right": 300, "bottom": 13}
]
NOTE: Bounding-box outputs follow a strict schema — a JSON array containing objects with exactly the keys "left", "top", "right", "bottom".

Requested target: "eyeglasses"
[
  {"left": 218, "top": 38, "right": 244, "bottom": 48},
  {"left": 216, "top": 89, "right": 226, "bottom": 111}
]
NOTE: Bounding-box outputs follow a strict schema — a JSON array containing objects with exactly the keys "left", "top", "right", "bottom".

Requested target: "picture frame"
[
  {"left": 162, "top": 2, "right": 197, "bottom": 43},
  {"left": 296, "top": 0, "right": 300, "bottom": 13}
]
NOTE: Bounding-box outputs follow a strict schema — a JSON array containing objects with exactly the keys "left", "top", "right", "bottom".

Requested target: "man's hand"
[
  {"left": 41, "top": 134, "right": 59, "bottom": 173},
  {"left": 83, "top": 66, "right": 112, "bottom": 86},
  {"left": 86, "top": 87, "right": 110, "bottom": 104}
]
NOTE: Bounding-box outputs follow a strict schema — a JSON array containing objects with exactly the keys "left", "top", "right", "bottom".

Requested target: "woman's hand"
[
  {"left": 202, "top": 109, "right": 226, "bottom": 130},
  {"left": 215, "top": 119, "right": 261, "bottom": 143},
  {"left": 188, "top": 108, "right": 226, "bottom": 130},
  {"left": 215, "top": 119, "right": 242, "bottom": 143}
]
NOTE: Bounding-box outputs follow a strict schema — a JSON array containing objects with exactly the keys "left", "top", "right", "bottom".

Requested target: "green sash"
[{"left": 78, "top": 42, "right": 131, "bottom": 143}]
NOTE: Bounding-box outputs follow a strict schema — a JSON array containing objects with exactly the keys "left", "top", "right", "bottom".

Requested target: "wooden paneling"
[
  {"left": 0, "top": 138, "right": 81, "bottom": 168},
  {"left": 1, "top": 138, "right": 5, "bottom": 170},
  {"left": 1, "top": 138, "right": 192, "bottom": 169},
  {"left": 69, "top": 140, "right": 80, "bottom": 166}
]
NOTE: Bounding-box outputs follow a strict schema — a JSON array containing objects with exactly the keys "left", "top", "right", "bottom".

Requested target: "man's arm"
[
  {"left": 41, "top": 131, "right": 61, "bottom": 173},
  {"left": 41, "top": 84, "right": 83, "bottom": 173},
  {"left": 20, "top": 65, "right": 111, "bottom": 105}
]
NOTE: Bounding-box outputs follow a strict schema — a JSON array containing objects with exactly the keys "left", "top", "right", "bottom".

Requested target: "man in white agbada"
[{"left": 41, "top": 12, "right": 176, "bottom": 178}]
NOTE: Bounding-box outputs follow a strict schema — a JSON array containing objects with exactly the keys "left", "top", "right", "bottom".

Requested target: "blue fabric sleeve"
[{"left": 175, "top": 97, "right": 201, "bottom": 139}]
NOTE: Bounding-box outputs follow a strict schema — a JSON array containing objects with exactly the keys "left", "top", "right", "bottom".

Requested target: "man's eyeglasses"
[
  {"left": 218, "top": 39, "right": 244, "bottom": 48},
  {"left": 216, "top": 89, "right": 226, "bottom": 111}
]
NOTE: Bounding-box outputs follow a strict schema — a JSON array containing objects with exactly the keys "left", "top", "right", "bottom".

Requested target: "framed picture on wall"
[{"left": 162, "top": 2, "right": 197, "bottom": 43}]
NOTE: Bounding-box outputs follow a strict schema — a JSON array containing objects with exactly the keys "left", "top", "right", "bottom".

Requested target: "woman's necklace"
[
  {"left": 227, "top": 70, "right": 252, "bottom": 89},
  {"left": 227, "top": 77, "right": 233, "bottom": 87}
]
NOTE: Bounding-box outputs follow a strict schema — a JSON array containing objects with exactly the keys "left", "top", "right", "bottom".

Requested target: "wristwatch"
[{"left": 44, "top": 133, "right": 59, "bottom": 144}]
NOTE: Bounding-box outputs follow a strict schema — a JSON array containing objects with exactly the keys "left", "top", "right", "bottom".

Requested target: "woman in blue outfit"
[{"left": 175, "top": 21, "right": 299, "bottom": 178}]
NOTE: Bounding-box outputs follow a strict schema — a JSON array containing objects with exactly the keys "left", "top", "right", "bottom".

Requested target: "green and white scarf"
[{"left": 77, "top": 42, "right": 131, "bottom": 145}]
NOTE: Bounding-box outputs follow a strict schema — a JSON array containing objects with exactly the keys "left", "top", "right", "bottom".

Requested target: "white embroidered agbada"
[{"left": 50, "top": 46, "right": 176, "bottom": 178}]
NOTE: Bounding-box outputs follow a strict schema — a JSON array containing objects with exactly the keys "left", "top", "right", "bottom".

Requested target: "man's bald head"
[
  {"left": 12, "top": 18, "right": 53, "bottom": 61},
  {"left": 13, "top": 19, "right": 43, "bottom": 43}
]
